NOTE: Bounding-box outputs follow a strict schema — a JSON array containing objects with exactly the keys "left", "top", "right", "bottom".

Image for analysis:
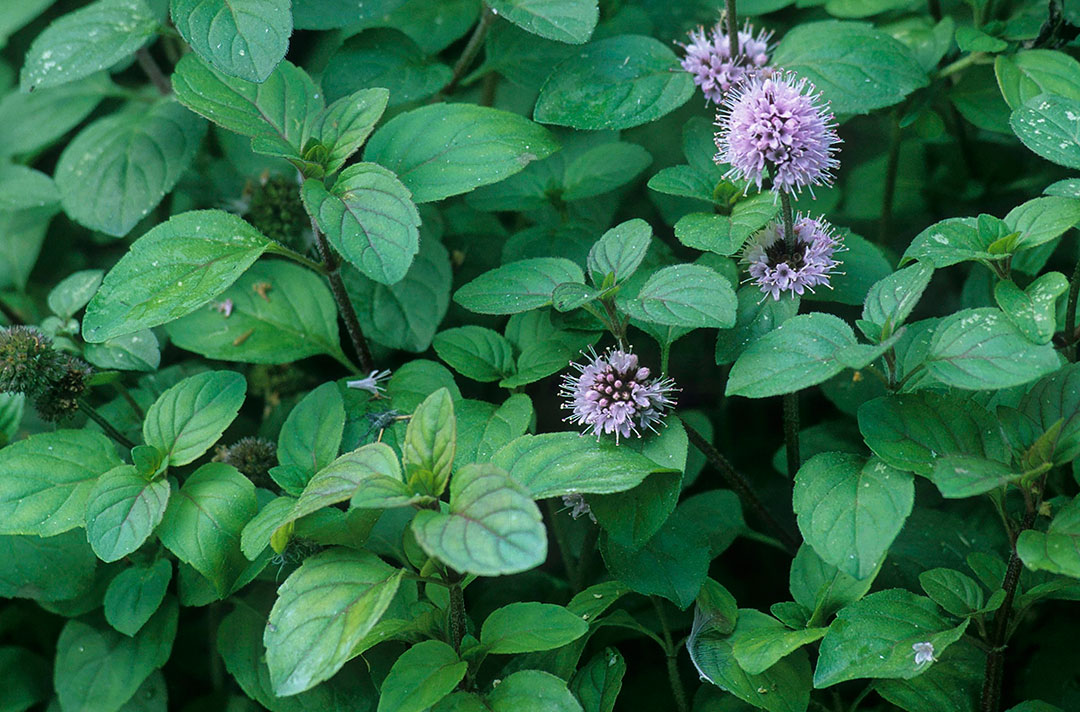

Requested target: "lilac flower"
[
  {"left": 680, "top": 21, "right": 773, "bottom": 104},
  {"left": 912, "top": 641, "right": 935, "bottom": 665},
  {"left": 714, "top": 71, "right": 840, "bottom": 194},
  {"left": 562, "top": 494, "right": 596, "bottom": 523},
  {"left": 560, "top": 347, "right": 677, "bottom": 442},
  {"left": 213, "top": 298, "right": 234, "bottom": 317},
  {"left": 742, "top": 214, "right": 843, "bottom": 300},
  {"left": 347, "top": 369, "right": 391, "bottom": 396}
]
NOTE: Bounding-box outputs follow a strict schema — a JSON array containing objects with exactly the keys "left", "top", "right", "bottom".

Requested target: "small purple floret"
[
  {"left": 560, "top": 347, "right": 678, "bottom": 442},
  {"left": 742, "top": 214, "right": 843, "bottom": 300},
  {"left": 680, "top": 21, "right": 773, "bottom": 105},
  {"left": 714, "top": 71, "right": 841, "bottom": 194}
]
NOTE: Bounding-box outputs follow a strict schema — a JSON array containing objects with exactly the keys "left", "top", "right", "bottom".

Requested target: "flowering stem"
[
  {"left": 780, "top": 190, "right": 796, "bottom": 252},
  {"left": 78, "top": 397, "right": 136, "bottom": 449},
  {"left": 651, "top": 597, "right": 689, "bottom": 712},
  {"left": 724, "top": 0, "right": 738, "bottom": 58},
  {"left": 1065, "top": 245, "right": 1080, "bottom": 361},
  {"left": 680, "top": 416, "right": 800, "bottom": 553},
  {"left": 309, "top": 218, "right": 375, "bottom": 373},
  {"left": 783, "top": 391, "right": 801, "bottom": 477}
]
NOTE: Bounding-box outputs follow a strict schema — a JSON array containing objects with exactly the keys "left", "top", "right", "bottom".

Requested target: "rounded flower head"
[
  {"left": 680, "top": 21, "right": 773, "bottom": 104},
  {"left": 714, "top": 71, "right": 840, "bottom": 194},
  {"left": 560, "top": 347, "right": 678, "bottom": 442},
  {"left": 742, "top": 214, "right": 843, "bottom": 300},
  {"left": 0, "top": 326, "right": 66, "bottom": 396},
  {"left": 218, "top": 436, "right": 278, "bottom": 486}
]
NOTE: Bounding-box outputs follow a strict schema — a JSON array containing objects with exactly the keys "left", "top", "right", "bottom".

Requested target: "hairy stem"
[
  {"left": 442, "top": 6, "right": 495, "bottom": 97},
  {"left": 783, "top": 391, "right": 801, "bottom": 478},
  {"left": 878, "top": 113, "right": 901, "bottom": 245},
  {"left": 78, "top": 398, "right": 136, "bottom": 449},
  {"left": 780, "top": 190, "right": 796, "bottom": 252},
  {"left": 449, "top": 578, "right": 466, "bottom": 653},
  {"left": 652, "top": 597, "right": 689, "bottom": 712},
  {"left": 1065, "top": 246, "right": 1080, "bottom": 361},
  {"left": 266, "top": 242, "right": 329, "bottom": 275},
  {"left": 135, "top": 48, "right": 171, "bottom": 96},
  {"left": 680, "top": 416, "right": 800, "bottom": 553},
  {"left": 572, "top": 524, "right": 599, "bottom": 593},
  {"left": 309, "top": 218, "right": 375, "bottom": 373},
  {"left": 980, "top": 509, "right": 1036, "bottom": 712},
  {"left": 725, "top": 0, "right": 739, "bottom": 58},
  {"left": 545, "top": 499, "right": 578, "bottom": 585}
]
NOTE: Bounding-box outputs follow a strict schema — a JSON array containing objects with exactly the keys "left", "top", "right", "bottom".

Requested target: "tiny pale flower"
[
  {"left": 562, "top": 493, "right": 597, "bottom": 522},
  {"left": 347, "top": 369, "right": 392, "bottom": 395},
  {"left": 680, "top": 21, "right": 773, "bottom": 104},
  {"left": 912, "top": 641, "right": 935, "bottom": 665},
  {"left": 560, "top": 347, "right": 677, "bottom": 442},
  {"left": 741, "top": 214, "right": 843, "bottom": 300},
  {"left": 715, "top": 71, "right": 840, "bottom": 194}
]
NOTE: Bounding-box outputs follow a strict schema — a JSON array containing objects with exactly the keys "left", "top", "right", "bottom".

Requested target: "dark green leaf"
[
  {"left": 277, "top": 382, "right": 345, "bottom": 491},
  {"left": 84, "top": 465, "right": 171, "bottom": 562},
  {"left": 454, "top": 258, "right": 584, "bottom": 315},
  {"left": 488, "top": 0, "right": 598, "bottom": 44},
  {"left": 377, "top": 640, "right": 466, "bottom": 712},
  {"left": 323, "top": 30, "right": 451, "bottom": 107},
  {"left": 1011, "top": 93, "right": 1080, "bottom": 168},
  {"left": 481, "top": 602, "right": 589, "bottom": 653},
  {"left": 1017, "top": 496, "right": 1080, "bottom": 578},
  {"left": 402, "top": 388, "right": 456, "bottom": 498},
  {"left": 433, "top": 326, "right": 516, "bottom": 382},
  {"left": 587, "top": 219, "right": 651, "bottom": 284},
  {"left": 620, "top": 264, "right": 736, "bottom": 329},
  {"left": 143, "top": 371, "right": 247, "bottom": 466},
  {"left": 103, "top": 559, "right": 172, "bottom": 636},
  {"left": 170, "top": 0, "right": 291, "bottom": 83}
]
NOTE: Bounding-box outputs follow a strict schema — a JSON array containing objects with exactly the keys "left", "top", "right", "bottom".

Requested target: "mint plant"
[{"left": 1, "top": 1, "right": 1080, "bottom": 711}]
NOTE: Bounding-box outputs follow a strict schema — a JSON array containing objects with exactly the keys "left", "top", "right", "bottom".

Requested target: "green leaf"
[
  {"left": 454, "top": 258, "right": 584, "bottom": 315},
  {"left": 491, "top": 432, "right": 678, "bottom": 499},
  {"left": 1005, "top": 196, "right": 1080, "bottom": 251},
  {"left": 589, "top": 470, "right": 682, "bottom": 551},
  {"left": 481, "top": 602, "right": 589, "bottom": 653},
  {"left": 434, "top": 326, "right": 516, "bottom": 382},
  {"left": 103, "top": 559, "right": 172, "bottom": 636},
  {"left": 157, "top": 463, "right": 258, "bottom": 595},
  {"left": 569, "top": 648, "right": 625, "bottom": 712},
  {"left": 618, "top": 264, "right": 736, "bottom": 329},
  {"left": 0, "top": 164, "right": 58, "bottom": 212},
  {"left": 277, "top": 382, "right": 345, "bottom": 492},
  {"left": 455, "top": 394, "right": 534, "bottom": 467},
  {"left": 727, "top": 313, "right": 861, "bottom": 398},
  {"left": 732, "top": 621, "right": 828, "bottom": 676},
  {"left": 313, "top": 88, "right": 389, "bottom": 174},
  {"left": 789, "top": 544, "right": 876, "bottom": 626},
  {"left": 994, "top": 272, "right": 1069, "bottom": 344},
  {"left": 265, "top": 548, "right": 403, "bottom": 696},
  {"left": 82, "top": 210, "right": 274, "bottom": 343},
  {"left": 19, "top": 0, "right": 158, "bottom": 91},
  {"left": 0, "top": 73, "right": 109, "bottom": 157},
  {"left": 586, "top": 219, "right": 651, "bottom": 284},
  {"left": 552, "top": 282, "right": 599, "bottom": 312},
  {"left": 813, "top": 589, "right": 969, "bottom": 687},
  {"left": 54, "top": 599, "right": 177, "bottom": 712},
  {"left": 84, "top": 330, "right": 161, "bottom": 373},
  {"left": 412, "top": 463, "right": 546, "bottom": 576},
  {"left": 563, "top": 142, "right": 651, "bottom": 200},
  {"left": 170, "top": 0, "right": 291, "bottom": 83},
  {"left": 805, "top": 232, "right": 892, "bottom": 307},
  {"left": 323, "top": 30, "right": 451, "bottom": 108},
  {"left": 55, "top": 99, "right": 206, "bottom": 237},
  {"left": 933, "top": 453, "right": 1018, "bottom": 499},
  {"left": 919, "top": 568, "right": 985, "bottom": 617},
  {"left": 1011, "top": 93, "right": 1080, "bottom": 168},
  {"left": 143, "top": 371, "right": 247, "bottom": 466},
  {"left": 771, "top": 21, "right": 928, "bottom": 114},
  {"left": 488, "top": 0, "right": 597, "bottom": 44},
  {"left": 0, "top": 647, "right": 48, "bottom": 712},
  {"left": 364, "top": 103, "right": 558, "bottom": 203},
  {"left": 377, "top": 640, "right": 466, "bottom": 712},
  {"left": 687, "top": 608, "right": 812, "bottom": 712},
  {"left": 342, "top": 256, "right": 447, "bottom": 361},
  {"left": 862, "top": 263, "right": 934, "bottom": 340},
  {"left": 794, "top": 453, "right": 914, "bottom": 579},
  {"left": 403, "top": 388, "right": 456, "bottom": 498},
  {"left": 0, "top": 530, "right": 97, "bottom": 602},
  {"left": 534, "top": 35, "right": 694, "bottom": 129},
  {"left": 84, "top": 465, "right": 171, "bottom": 562},
  {"left": 1017, "top": 362, "right": 1080, "bottom": 465},
  {"left": 0, "top": 429, "right": 121, "bottom": 536},
  {"left": 1017, "top": 496, "right": 1080, "bottom": 578},
  {"left": 901, "top": 217, "right": 999, "bottom": 268},
  {"left": 167, "top": 267, "right": 341, "bottom": 367},
  {"left": 995, "top": 49, "right": 1080, "bottom": 110},
  {"left": 858, "top": 392, "right": 1007, "bottom": 477},
  {"left": 293, "top": 443, "right": 409, "bottom": 519},
  {"left": 715, "top": 288, "right": 799, "bottom": 365},
  {"left": 925, "top": 308, "right": 1061, "bottom": 390},
  {"left": 875, "top": 641, "right": 986, "bottom": 712},
  {"left": 647, "top": 165, "right": 716, "bottom": 203},
  {"left": 302, "top": 163, "right": 420, "bottom": 284},
  {"left": 172, "top": 53, "right": 322, "bottom": 154},
  {"left": 486, "top": 670, "right": 583, "bottom": 712}
]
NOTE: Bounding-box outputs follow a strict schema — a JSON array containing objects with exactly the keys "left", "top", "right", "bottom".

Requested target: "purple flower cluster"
[
  {"left": 742, "top": 215, "right": 843, "bottom": 300},
  {"left": 560, "top": 347, "right": 677, "bottom": 442},
  {"left": 680, "top": 21, "right": 772, "bottom": 105},
  {"left": 715, "top": 71, "right": 840, "bottom": 194}
]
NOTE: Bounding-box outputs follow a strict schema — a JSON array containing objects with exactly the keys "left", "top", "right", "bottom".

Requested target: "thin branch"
[
  {"left": 724, "top": 0, "right": 738, "bottom": 58},
  {"left": 309, "top": 218, "right": 375, "bottom": 373},
  {"left": 78, "top": 398, "right": 136, "bottom": 449},
  {"left": 680, "top": 415, "right": 800, "bottom": 553},
  {"left": 652, "top": 597, "right": 689, "bottom": 712},
  {"left": 135, "top": 48, "right": 171, "bottom": 96},
  {"left": 783, "top": 391, "right": 801, "bottom": 479},
  {"left": 441, "top": 6, "right": 496, "bottom": 98}
]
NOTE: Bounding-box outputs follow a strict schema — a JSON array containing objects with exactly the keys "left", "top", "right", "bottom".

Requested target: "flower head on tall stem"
[
  {"left": 714, "top": 71, "right": 840, "bottom": 194},
  {"left": 560, "top": 347, "right": 678, "bottom": 442},
  {"left": 742, "top": 214, "right": 843, "bottom": 300},
  {"left": 680, "top": 21, "right": 773, "bottom": 105}
]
